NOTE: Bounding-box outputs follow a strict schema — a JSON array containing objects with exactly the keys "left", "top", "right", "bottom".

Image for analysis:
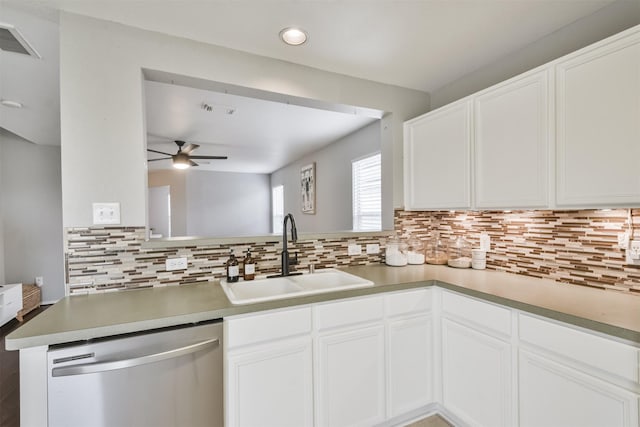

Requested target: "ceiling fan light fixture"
[
  {"left": 279, "top": 27, "right": 308, "bottom": 46},
  {"left": 173, "top": 153, "right": 191, "bottom": 169}
]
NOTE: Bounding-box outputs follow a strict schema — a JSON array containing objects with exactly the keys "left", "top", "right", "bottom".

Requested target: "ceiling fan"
[{"left": 147, "top": 140, "right": 228, "bottom": 169}]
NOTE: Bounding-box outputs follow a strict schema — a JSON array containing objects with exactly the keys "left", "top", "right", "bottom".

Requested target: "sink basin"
[
  {"left": 220, "top": 277, "right": 303, "bottom": 305},
  {"left": 220, "top": 269, "right": 373, "bottom": 305},
  {"left": 289, "top": 270, "right": 373, "bottom": 290}
]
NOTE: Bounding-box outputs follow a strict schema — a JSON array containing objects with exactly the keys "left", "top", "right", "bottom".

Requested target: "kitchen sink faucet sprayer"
[{"left": 281, "top": 213, "right": 298, "bottom": 276}]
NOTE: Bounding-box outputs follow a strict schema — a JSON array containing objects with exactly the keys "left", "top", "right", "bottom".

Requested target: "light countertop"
[{"left": 6, "top": 264, "right": 640, "bottom": 350}]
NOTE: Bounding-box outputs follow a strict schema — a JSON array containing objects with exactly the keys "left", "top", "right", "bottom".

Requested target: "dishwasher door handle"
[{"left": 51, "top": 338, "right": 219, "bottom": 377}]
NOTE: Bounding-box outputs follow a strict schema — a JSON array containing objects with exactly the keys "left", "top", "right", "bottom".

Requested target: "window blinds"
[{"left": 352, "top": 153, "right": 381, "bottom": 231}]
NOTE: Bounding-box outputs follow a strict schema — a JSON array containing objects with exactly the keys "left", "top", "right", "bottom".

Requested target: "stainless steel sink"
[{"left": 220, "top": 269, "right": 373, "bottom": 305}]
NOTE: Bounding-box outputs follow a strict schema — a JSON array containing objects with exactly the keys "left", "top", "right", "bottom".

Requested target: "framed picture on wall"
[{"left": 301, "top": 163, "right": 315, "bottom": 214}]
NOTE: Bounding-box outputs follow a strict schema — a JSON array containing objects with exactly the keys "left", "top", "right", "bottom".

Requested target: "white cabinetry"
[
  {"left": 404, "top": 24, "right": 640, "bottom": 210},
  {"left": 315, "top": 295, "right": 386, "bottom": 427},
  {"left": 519, "top": 350, "right": 638, "bottom": 427},
  {"left": 474, "top": 70, "right": 550, "bottom": 208},
  {"left": 440, "top": 290, "right": 513, "bottom": 427},
  {"left": 1, "top": 283, "right": 22, "bottom": 326},
  {"left": 404, "top": 101, "right": 472, "bottom": 210},
  {"left": 386, "top": 289, "right": 433, "bottom": 417},
  {"left": 556, "top": 28, "right": 640, "bottom": 207},
  {"left": 225, "top": 307, "right": 314, "bottom": 427},
  {"left": 518, "top": 313, "right": 640, "bottom": 427},
  {"left": 225, "top": 289, "right": 435, "bottom": 427}
]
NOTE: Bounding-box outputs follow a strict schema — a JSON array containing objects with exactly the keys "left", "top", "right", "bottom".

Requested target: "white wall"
[
  {"left": 0, "top": 129, "right": 65, "bottom": 302},
  {"left": 0, "top": 139, "right": 4, "bottom": 284},
  {"left": 271, "top": 121, "right": 383, "bottom": 233},
  {"left": 148, "top": 170, "right": 187, "bottom": 236},
  {"left": 431, "top": 0, "right": 640, "bottom": 108},
  {"left": 58, "top": 13, "right": 431, "bottom": 228},
  {"left": 186, "top": 170, "right": 271, "bottom": 237}
]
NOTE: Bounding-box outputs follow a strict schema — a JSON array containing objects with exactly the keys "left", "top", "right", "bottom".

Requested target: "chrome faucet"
[{"left": 281, "top": 213, "right": 298, "bottom": 276}]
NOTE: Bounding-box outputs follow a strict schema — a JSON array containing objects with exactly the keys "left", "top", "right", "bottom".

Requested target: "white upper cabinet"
[
  {"left": 403, "top": 24, "right": 640, "bottom": 210},
  {"left": 404, "top": 100, "right": 472, "bottom": 210},
  {"left": 474, "top": 69, "right": 551, "bottom": 208},
  {"left": 555, "top": 28, "right": 640, "bottom": 207}
]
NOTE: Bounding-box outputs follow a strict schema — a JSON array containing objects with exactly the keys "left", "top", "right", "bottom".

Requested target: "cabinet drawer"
[
  {"left": 385, "top": 288, "right": 432, "bottom": 318},
  {"left": 315, "top": 295, "right": 384, "bottom": 332},
  {"left": 441, "top": 290, "right": 511, "bottom": 337},
  {"left": 519, "top": 314, "right": 639, "bottom": 384},
  {"left": 226, "top": 306, "right": 312, "bottom": 349}
]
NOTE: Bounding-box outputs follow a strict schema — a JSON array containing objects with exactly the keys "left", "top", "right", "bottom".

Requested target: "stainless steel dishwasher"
[{"left": 47, "top": 320, "right": 223, "bottom": 427}]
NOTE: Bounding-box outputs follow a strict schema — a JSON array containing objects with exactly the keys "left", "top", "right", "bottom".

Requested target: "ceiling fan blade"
[
  {"left": 181, "top": 143, "right": 200, "bottom": 154},
  {"left": 147, "top": 157, "right": 172, "bottom": 161},
  {"left": 147, "top": 148, "right": 174, "bottom": 156},
  {"left": 190, "top": 160, "right": 199, "bottom": 167},
  {"left": 189, "top": 155, "right": 228, "bottom": 160}
]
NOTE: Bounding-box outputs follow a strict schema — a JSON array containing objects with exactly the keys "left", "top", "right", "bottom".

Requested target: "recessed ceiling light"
[
  {"left": 1, "top": 99, "right": 23, "bottom": 109},
  {"left": 279, "top": 27, "right": 308, "bottom": 46}
]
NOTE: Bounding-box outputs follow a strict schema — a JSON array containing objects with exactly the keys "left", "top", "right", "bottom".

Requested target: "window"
[
  {"left": 352, "top": 152, "right": 381, "bottom": 231},
  {"left": 272, "top": 185, "right": 284, "bottom": 234}
]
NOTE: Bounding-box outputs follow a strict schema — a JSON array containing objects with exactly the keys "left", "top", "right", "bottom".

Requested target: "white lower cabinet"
[
  {"left": 386, "top": 288, "right": 434, "bottom": 417},
  {"left": 441, "top": 318, "right": 512, "bottom": 427},
  {"left": 225, "top": 307, "right": 314, "bottom": 427},
  {"left": 387, "top": 315, "right": 433, "bottom": 417},
  {"left": 316, "top": 325, "right": 386, "bottom": 427},
  {"left": 225, "top": 288, "right": 640, "bottom": 427},
  {"left": 519, "top": 350, "right": 639, "bottom": 427},
  {"left": 226, "top": 338, "right": 314, "bottom": 427}
]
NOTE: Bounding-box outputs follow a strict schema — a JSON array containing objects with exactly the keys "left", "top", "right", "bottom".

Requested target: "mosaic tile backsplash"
[
  {"left": 395, "top": 209, "right": 640, "bottom": 293},
  {"left": 65, "top": 228, "right": 384, "bottom": 294},
  {"left": 65, "top": 209, "right": 640, "bottom": 295}
]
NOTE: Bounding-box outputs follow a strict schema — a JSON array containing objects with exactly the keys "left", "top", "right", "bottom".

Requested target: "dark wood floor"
[{"left": 0, "top": 306, "right": 48, "bottom": 427}]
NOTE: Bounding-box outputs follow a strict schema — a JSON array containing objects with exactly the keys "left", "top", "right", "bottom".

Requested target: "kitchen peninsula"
[{"left": 8, "top": 265, "right": 640, "bottom": 427}]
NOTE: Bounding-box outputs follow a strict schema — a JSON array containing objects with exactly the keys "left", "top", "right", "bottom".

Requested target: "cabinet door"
[
  {"left": 404, "top": 101, "right": 471, "bottom": 209},
  {"left": 441, "top": 318, "right": 512, "bottom": 427},
  {"left": 388, "top": 315, "right": 432, "bottom": 417},
  {"left": 474, "top": 70, "right": 550, "bottom": 208},
  {"left": 226, "top": 337, "right": 313, "bottom": 427},
  {"left": 556, "top": 29, "right": 640, "bottom": 206},
  {"left": 316, "top": 325, "right": 386, "bottom": 427},
  {"left": 519, "top": 350, "right": 639, "bottom": 427}
]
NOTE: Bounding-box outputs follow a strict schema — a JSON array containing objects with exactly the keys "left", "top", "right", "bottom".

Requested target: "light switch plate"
[
  {"left": 92, "top": 202, "right": 121, "bottom": 225},
  {"left": 166, "top": 257, "right": 188, "bottom": 271}
]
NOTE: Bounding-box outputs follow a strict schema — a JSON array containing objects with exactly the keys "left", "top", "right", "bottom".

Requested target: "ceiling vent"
[{"left": 0, "top": 23, "right": 41, "bottom": 58}]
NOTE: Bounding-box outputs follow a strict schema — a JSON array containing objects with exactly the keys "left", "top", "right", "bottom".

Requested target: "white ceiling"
[
  {"left": 0, "top": 0, "right": 618, "bottom": 150},
  {"left": 0, "top": 3, "right": 59, "bottom": 145},
  {"left": 145, "top": 80, "right": 379, "bottom": 173}
]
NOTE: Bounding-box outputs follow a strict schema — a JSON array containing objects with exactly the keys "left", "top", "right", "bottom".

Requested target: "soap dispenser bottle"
[
  {"left": 226, "top": 249, "right": 240, "bottom": 282},
  {"left": 243, "top": 248, "right": 256, "bottom": 281}
]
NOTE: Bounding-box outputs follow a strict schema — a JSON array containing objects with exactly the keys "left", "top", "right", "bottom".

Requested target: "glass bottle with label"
[
  {"left": 226, "top": 249, "right": 240, "bottom": 282},
  {"left": 243, "top": 248, "right": 256, "bottom": 281}
]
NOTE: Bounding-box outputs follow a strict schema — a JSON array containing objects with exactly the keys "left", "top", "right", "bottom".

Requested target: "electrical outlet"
[
  {"left": 366, "top": 244, "right": 380, "bottom": 255},
  {"left": 618, "top": 231, "right": 630, "bottom": 249},
  {"left": 166, "top": 257, "right": 188, "bottom": 271},
  {"left": 626, "top": 240, "right": 640, "bottom": 265},
  {"left": 479, "top": 233, "right": 491, "bottom": 252},
  {"left": 35, "top": 276, "right": 43, "bottom": 287},
  {"left": 630, "top": 240, "right": 640, "bottom": 259},
  {"left": 347, "top": 244, "right": 362, "bottom": 256}
]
